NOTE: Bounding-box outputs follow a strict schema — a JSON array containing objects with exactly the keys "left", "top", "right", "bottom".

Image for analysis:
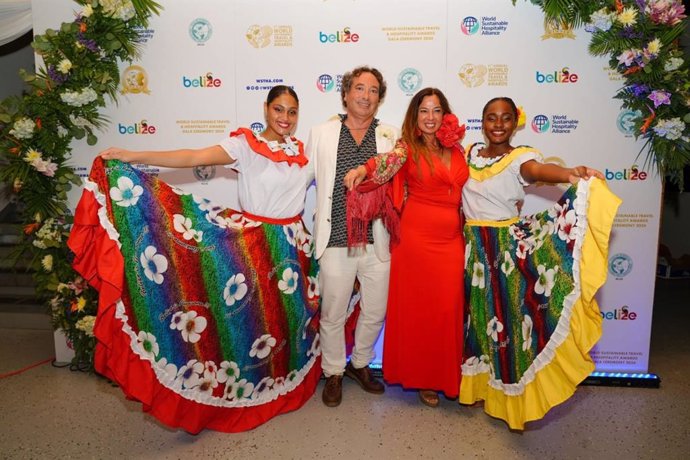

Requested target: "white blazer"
[{"left": 306, "top": 118, "right": 400, "bottom": 261}]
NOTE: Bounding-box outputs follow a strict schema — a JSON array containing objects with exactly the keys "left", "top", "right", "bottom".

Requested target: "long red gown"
[{"left": 382, "top": 145, "right": 469, "bottom": 397}]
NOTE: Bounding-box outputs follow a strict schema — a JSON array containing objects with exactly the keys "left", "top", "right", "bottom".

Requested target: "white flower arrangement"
[
  {"left": 100, "top": 0, "right": 137, "bottom": 21},
  {"left": 663, "top": 57, "right": 684, "bottom": 72},
  {"left": 60, "top": 87, "right": 98, "bottom": 107},
  {"left": 9, "top": 117, "right": 36, "bottom": 139},
  {"left": 589, "top": 8, "right": 615, "bottom": 31},
  {"left": 57, "top": 59, "right": 72, "bottom": 74},
  {"left": 653, "top": 117, "right": 686, "bottom": 140},
  {"left": 75, "top": 315, "right": 97, "bottom": 337}
]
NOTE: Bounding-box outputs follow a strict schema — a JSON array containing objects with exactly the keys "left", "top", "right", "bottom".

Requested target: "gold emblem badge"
[
  {"left": 246, "top": 25, "right": 273, "bottom": 48},
  {"left": 542, "top": 19, "right": 576, "bottom": 40},
  {"left": 458, "top": 64, "right": 487, "bottom": 88},
  {"left": 120, "top": 65, "right": 150, "bottom": 94}
]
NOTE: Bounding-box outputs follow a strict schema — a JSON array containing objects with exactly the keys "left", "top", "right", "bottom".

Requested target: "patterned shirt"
[{"left": 327, "top": 116, "right": 380, "bottom": 248}]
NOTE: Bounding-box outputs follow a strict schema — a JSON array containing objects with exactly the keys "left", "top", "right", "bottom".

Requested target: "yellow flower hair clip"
[{"left": 516, "top": 106, "right": 526, "bottom": 129}]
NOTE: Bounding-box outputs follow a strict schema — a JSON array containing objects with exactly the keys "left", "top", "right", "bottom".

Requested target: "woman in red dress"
[{"left": 345, "top": 88, "right": 468, "bottom": 406}]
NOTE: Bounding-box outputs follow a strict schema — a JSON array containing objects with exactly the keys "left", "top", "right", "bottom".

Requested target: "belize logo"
[
  {"left": 601, "top": 306, "right": 638, "bottom": 321},
  {"left": 531, "top": 115, "right": 550, "bottom": 133},
  {"left": 461, "top": 16, "right": 480, "bottom": 35},
  {"left": 316, "top": 74, "right": 336, "bottom": 93},
  {"left": 535, "top": 67, "right": 579, "bottom": 83},
  {"left": 398, "top": 68, "right": 422, "bottom": 95},
  {"left": 319, "top": 27, "right": 360, "bottom": 43},
  {"left": 609, "top": 253, "right": 633, "bottom": 279},
  {"left": 246, "top": 25, "right": 273, "bottom": 48},
  {"left": 120, "top": 65, "right": 150, "bottom": 95},
  {"left": 189, "top": 18, "right": 212, "bottom": 44},
  {"left": 250, "top": 122, "right": 265, "bottom": 134},
  {"left": 118, "top": 120, "right": 156, "bottom": 135},
  {"left": 193, "top": 165, "right": 216, "bottom": 183},
  {"left": 183, "top": 72, "right": 222, "bottom": 88},
  {"left": 458, "top": 64, "right": 487, "bottom": 87},
  {"left": 617, "top": 109, "right": 642, "bottom": 136},
  {"left": 605, "top": 165, "right": 648, "bottom": 181}
]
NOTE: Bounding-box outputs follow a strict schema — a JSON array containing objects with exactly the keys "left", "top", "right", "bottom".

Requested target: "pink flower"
[
  {"left": 645, "top": 0, "right": 686, "bottom": 26},
  {"left": 617, "top": 49, "right": 639, "bottom": 67},
  {"left": 30, "top": 158, "right": 59, "bottom": 177}
]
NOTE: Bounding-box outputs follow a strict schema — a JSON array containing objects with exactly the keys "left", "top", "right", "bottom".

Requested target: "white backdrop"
[{"left": 33, "top": 0, "right": 661, "bottom": 373}]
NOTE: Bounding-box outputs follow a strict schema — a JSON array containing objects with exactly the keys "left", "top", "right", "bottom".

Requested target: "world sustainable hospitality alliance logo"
[{"left": 189, "top": 18, "right": 212, "bottom": 44}]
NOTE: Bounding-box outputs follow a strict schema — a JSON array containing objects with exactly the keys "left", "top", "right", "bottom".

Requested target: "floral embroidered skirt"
[
  {"left": 68, "top": 158, "right": 321, "bottom": 433},
  {"left": 460, "top": 179, "right": 620, "bottom": 430}
]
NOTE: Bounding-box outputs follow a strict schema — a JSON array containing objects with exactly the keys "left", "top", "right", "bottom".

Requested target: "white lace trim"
[
  {"left": 469, "top": 145, "right": 506, "bottom": 168},
  {"left": 254, "top": 132, "right": 301, "bottom": 157},
  {"left": 83, "top": 179, "right": 121, "bottom": 248},
  {"left": 115, "top": 298, "right": 319, "bottom": 407}
]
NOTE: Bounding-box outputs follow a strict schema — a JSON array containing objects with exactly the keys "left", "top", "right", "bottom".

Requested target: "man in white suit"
[{"left": 306, "top": 66, "right": 400, "bottom": 407}]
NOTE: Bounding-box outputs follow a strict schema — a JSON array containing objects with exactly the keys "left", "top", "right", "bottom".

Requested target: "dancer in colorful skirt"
[
  {"left": 460, "top": 97, "right": 621, "bottom": 429},
  {"left": 343, "top": 88, "right": 469, "bottom": 407},
  {"left": 68, "top": 86, "right": 321, "bottom": 433}
]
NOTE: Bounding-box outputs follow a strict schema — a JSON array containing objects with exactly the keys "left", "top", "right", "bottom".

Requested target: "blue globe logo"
[
  {"left": 250, "top": 122, "right": 264, "bottom": 133},
  {"left": 193, "top": 165, "right": 216, "bottom": 182},
  {"left": 616, "top": 109, "right": 641, "bottom": 135},
  {"left": 609, "top": 253, "right": 633, "bottom": 278},
  {"left": 189, "top": 18, "right": 212, "bottom": 43},
  {"left": 316, "top": 74, "right": 335, "bottom": 93},
  {"left": 398, "top": 68, "right": 422, "bottom": 94},
  {"left": 531, "top": 115, "right": 550, "bottom": 133},
  {"left": 461, "top": 17, "right": 480, "bottom": 35}
]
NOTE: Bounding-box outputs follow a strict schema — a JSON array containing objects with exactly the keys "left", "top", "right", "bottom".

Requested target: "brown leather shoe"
[
  {"left": 344, "top": 362, "right": 385, "bottom": 394},
  {"left": 322, "top": 375, "right": 343, "bottom": 407},
  {"left": 418, "top": 390, "right": 440, "bottom": 407}
]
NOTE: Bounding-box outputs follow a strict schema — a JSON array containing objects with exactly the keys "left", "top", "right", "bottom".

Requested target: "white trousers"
[{"left": 318, "top": 245, "right": 390, "bottom": 377}]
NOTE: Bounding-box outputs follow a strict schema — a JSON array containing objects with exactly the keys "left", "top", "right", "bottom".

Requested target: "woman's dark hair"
[
  {"left": 482, "top": 97, "right": 517, "bottom": 119},
  {"left": 266, "top": 85, "right": 299, "bottom": 105},
  {"left": 340, "top": 66, "right": 387, "bottom": 108}
]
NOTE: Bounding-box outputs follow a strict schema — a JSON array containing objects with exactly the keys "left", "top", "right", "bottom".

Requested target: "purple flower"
[
  {"left": 77, "top": 33, "right": 99, "bottom": 52},
  {"left": 619, "top": 27, "right": 643, "bottom": 39},
  {"left": 629, "top": 84, "right": 650, "bottom": 97},
  {"left": 47, "top": 65, "right": 68, "bottom": 85},
  {"left": 648, "top": 90, "right": 672, "bottom": 108}
]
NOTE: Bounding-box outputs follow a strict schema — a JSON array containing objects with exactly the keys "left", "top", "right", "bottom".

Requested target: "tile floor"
[{"left": 0, "top": 278, "right": 688, "bottom": 459}]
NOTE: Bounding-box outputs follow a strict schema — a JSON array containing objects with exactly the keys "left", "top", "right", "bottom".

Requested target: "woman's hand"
[
  {"left": 99, "top": 147, "right": 136, "bottom": 163},
  {"left": 568, "top": 165, "right": 604, "bottom": 184},
  {"left": 343, "top": 165, "right": 367, "bottom": 191}
]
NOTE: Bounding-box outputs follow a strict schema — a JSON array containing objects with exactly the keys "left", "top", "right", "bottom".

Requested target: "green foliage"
[{"left": 0, "top": 0, "right": 161, "bottom": 369}]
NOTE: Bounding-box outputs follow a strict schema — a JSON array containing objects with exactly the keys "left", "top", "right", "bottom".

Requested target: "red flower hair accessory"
[{"left": 435, "top": 113, "right": 466, "bottom": 148}]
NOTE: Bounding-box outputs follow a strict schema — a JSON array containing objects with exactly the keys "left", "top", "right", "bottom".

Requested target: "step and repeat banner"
[{"left": 33, "top": 0, "right": 661, "bottom": 373}]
